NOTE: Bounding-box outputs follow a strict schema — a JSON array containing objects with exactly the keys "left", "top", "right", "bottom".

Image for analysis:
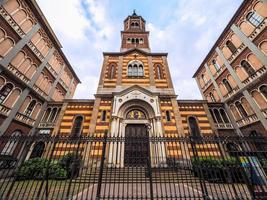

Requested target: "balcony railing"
[
  {"left": 7, "top": 64, "right": 30, "bottom": 84},
  {"left": 236, "top": 113, "right": 258, "bottom": 127},
  {"left": 228, "top": 43, "right": 246, "bottom": 63},
  {"left": 38, "top": 122, "right": 56, "bottom": 128},
  {"left": 45, "top": 63, "right": 58, "bottom": 79},
  {"left": 249, "top": 18, "right": 266, "bottom": 41},
  {"left": 0, "top": 7, "right": 25, "bottom": 37},
  {"left": 15, "top": 112, "right": 35, "bottom": 126},
  {"left": 201, "top": 79, "right": 212, "bottom": 91},
  {"left": 213, "top": 64, "right": 226, "bottom": 79},
  {"left": 27, "top": 41, "right": 45, "bottom": 62},
  {"left": 214, "top": 123, "right": 233, "bottom": 129},
  {"left": 0, "top": 104, "right": 11, "bottom": 117},
  {"left": 242, "top": 66, "right": 267, "bottom": 86},
  {"left": 223, "top": 86, "right": 239, "bottom": 100},
  {"left": 59, "top": 78, "right": 69, "bottom": 92},
  {"left": 32, "top": 85, "right": 48, "bottom": 99}
]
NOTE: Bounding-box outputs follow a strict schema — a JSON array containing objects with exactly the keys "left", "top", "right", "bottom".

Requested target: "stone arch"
[
  {"left": 251, "top": 89, "right": 267, "bottom": 109},
  {"left": 3, "top": 0, "right": 20, "bottom": 14},
  {"left": 235, "top": 65, "right": 248, "bottom": 81},
  {"left": 31, "top": 102, "right": 42, "bottom": 119},
  {"left": 25, "top": 63, "right": 37, "bottom": 79},
  {"left": 0, "top": 36, "right": 15, "bottom": 58},
  {"left": 11, "top": 51, "right": 26, "bottom": 68},
  {"left": 230, "top": 104, "right": 241, "bottom": 120},
  {"left": 247, "top": 53, "right": 263, "bottom": 71},
  {"left": 241, "top": 97, "right": 254, "bottom": 116},
  {"left": 18, "top": 57, "right": 32, "bottom": 74},
  {"left": 239, "top": 21, "right": 254, "bottom": 36},
  {"left": 259, "top": 40, "right": 267, "bottom": 55},
  {"left": 227, "top": 74, "right": 237, "bottom": 88},
  {"left": 19, "top": 95, "right": 32, "bottom": 113},
  {"left": 254, "top": 1, "right": 267, "bottom": 18},
  {"left": 4, "top": 88, "right": 21, "bottom": 108}
]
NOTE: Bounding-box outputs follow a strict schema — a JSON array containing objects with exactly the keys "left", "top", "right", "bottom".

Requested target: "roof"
[
  {"left": 123, "top": 10, "right": 146, "bottom": 23},
  {"left": 103, "top": 48, "right": 168, "bottom": 56},
  {"left": 192, "top": 0, "right": 247, "bottom": 78},
  {"left": 28, "top": 0, "right": 81, "bottom": 83}
]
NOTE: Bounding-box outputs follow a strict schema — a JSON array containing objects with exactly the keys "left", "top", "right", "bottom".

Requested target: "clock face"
[{"left": 127, "top": 110, "right": 146, "bottom": 120}]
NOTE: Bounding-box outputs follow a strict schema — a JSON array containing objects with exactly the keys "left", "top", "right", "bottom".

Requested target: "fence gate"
[{"left": 0, "top": 134, "right": 267, "bottom": 199}]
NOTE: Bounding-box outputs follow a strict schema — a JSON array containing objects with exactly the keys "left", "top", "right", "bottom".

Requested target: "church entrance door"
[{"left": 124, "top": 124, "right": 149, "bottom": 166}]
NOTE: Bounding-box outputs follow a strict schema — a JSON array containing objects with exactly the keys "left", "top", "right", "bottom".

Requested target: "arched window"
[
  {"left": 235, "top": 102, "right": 247, "bottom": 118},
  {"left": 25, "top": 100, "right": 36, "bottom": 116},
  {"left": 246, "top": 12, "right": 263, "bottom": 27},
  {"left": 0, "top": 83, "right": 13, "bottom": 104},
  {"left": 212, "top": 59, "right": 220, "bottom": 71},
  {"left": 220, "top": 109, "right": 230, "bottom": 123},
  {"left": 259, "top": 85, "right": 267, "bottom": 99},
  {"left": 223, "top": 79, "right": 232, "bottom": 92},
  {"left": 241, "top": 60, "right": 255, "bottom": 76},
  {"left": 201, "top": 74, "right": 207, "bottom": 84},
  {"left": 29, "top": 141, "right": 45, "bottom": 159},
  {"left": 1, "top": 130, "right": 22, "bottom": 156},
  {"left": 108, "top": 64, "right": 116, "bottom": 79},
  {"left": 128, "top": 60, "right": 144, "bottom": 77},
  {"left": 136, "top": 38, "right": 139, "bottom": 44},
  {"left": 131, "top": 38, "right": 135, "bottom": 44},
  {"left": 188, "top": 116, "right": 201, "bottom": 137},
  {"left": 42, "top": 108, "right": 51, "bottom": 122},
  {"left": 48, "top": 108, "right": 57, "bottom": 122},
  {"left": 209, "top": 92, "right": 216, "bottom": 102},
  {"left": 101, "top": 110, "right": 107, "bottom": 121},
  {"left": 166, "top": 111, "right": 171, "bottom": 122},
  {"left": 209, "top": 109, "right": 217, "bottom": 123},
  {"left": 226, "top": 40, "right": 237, "bottom": 54},
  {"left": 71, "top": 115, "right": 83, "bottom": 137},
  {"left": 156, "top": 64, "right": 163, "bottom": 79}
]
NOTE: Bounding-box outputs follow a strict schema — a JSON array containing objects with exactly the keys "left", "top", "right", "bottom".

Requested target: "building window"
[
  {"left": 222, "top": 79, "right": 232, "bottom": 93},
  {"left": 128, "top": 60, "right": 144, "bottom": 77},
  {"left": 166, "top": 111, "right": 171, "bottom": 122},
  {"left": 246, "top": 12, "right": 263, "bottom": 27},
  {"left": 241, "top": 60, "right": 255, "bottom": 76},
  {"left": 1, "top": 130, "right": 22, "bottom": 156},
  {"left": 226, "top": 40, "right": 237, "bottom": 54},
  {"left": 209, "top": 109, "right": 217, "bottom": 123},
  {"left": 101, "top": 110, "right": 107, "bottom": 121},
  {"left": 259, "top": 85, "right": 267, "bottom": 99},
  {"left": 0, "top": 83, "right": 13, "bottom": 104},
  {"left": 108, "top": 64, "right": 116, "bottom": 79},
  {"left": 220, "top": 109, "right": 230, "bottom": 123},
  {"left": 71, "top": 115, "right": 83, "bottom": 137},
  {"left": 188, "top": 116, "right": 201, "bottom": 137},
  {"left": 48, "top": 108, "right": 58, "bottom": 122},
  {"left": 235, "top": 102, "right": 248, "bottom": 118},
  {"left": 201, "top": 74, "right": 207, "bottom": 84},
  {"left": 156, "top": 64, "right": 163, "bottom": 79},
  {"left": 209, "top": 92, "right": 216, "bottom": 102},
  {"left": 25, "top": 100, "right": 36, "bottom": 117},
  {"left": 42, "top": 108, "right": 51, "bottom": 122},
  {"left": 212, "top": 59, "right": 220, "bottom": 71},
  {"left": 214, "top": 109, "right": 223, "bottom": 123}
]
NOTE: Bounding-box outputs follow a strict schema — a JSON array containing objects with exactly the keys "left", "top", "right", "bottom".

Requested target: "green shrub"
[
  {"left": 16, "top": 158, "right": 67, "bottom": 180},
  {"left": 59, "top": 153, "right": 82, "bottom": 178}
]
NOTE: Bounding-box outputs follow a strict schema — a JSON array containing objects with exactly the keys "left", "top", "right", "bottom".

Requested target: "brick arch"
[
  {"left": 20, "top": 18, "right": 34, "bottom": 33},
  {"left": 240, "top": 97, "right": 254, "bottom": 116},
  {"left": 246, "top": 53, "right": 263, "bottom": 70},
  {"left": 0, "top": 76, "right": 6, "bottom": 87},
  {"left": 11, "top": 51, "right": 26, "bottom": 68},
  {"left": 213, "top": 89, "right": 220, "bottom": 101},
  {"left": 3, "top": 0, "right": 21, "bottom": 14},
  {"left": 19, "top": 95, "right": 32, "bottom": 113},
  {"left": 226, "top": 74, "right": 237, "bottom": 88},
  {"left": 253, "top": 1, "right": 267, "bottom": 18},
  {"left": 18, "top": 57, "right": 32, "bottom": 74},
  {"left": 230, "top": 104, "right": 241, "bottom": 120},
  {"left": 12, "top": 8, "right": 28, "bottom": 26},
  {"left": 219, "top": 82, "right": 227, "bottom": 96},
  {"left": 4, "top": 88, "right": 22, "bottom": 108},
  {"left": 25, "top": 63, "right": 37, "bottom": 79},
  {"left": 0, "top": 36, "right": 15, "bottom": 59},
  {"left": 239, "top": 21, "right": 254, "bottom": 36},
  {"left": 251, "top": 89, "right": 267, "bottom": 109},
  {"left": 154, "top": 63, "right": 165, "bottom": 79},
  {"left": 234, "top": 65, "right": 248, "bottom": 81},
  {"left": 259, "top": 40, "right": 267, "bottom": 55},
  {"left": 230, "top": 33, "right": 242, "bottom": 48},
  {"left": 31, "top": 102, "right": 42, "bottom": 119}
]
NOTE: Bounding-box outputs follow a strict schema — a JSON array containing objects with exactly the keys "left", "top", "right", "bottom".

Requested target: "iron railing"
[{"left": 0, "top": 134, "right": 267, "bottom": 199}]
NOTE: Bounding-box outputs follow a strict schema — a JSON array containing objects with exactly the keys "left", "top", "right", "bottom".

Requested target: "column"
[
  {"left": 0, "top": 24, "right": 41, "bottom": 73},
  {"left": 0, "top": 47, "right": 55, "bottom": 135},
  {"left": 108, "top": 117, "right": 119, "bottom": 166},
  {"left": 155, "top": 117, "right": 166, "bottom": 166},
  {"left": 216, "top": 48, "right": 267, "bottom": 131},
  {"left": 204, "top": 63, "right": 243, "bottom": 135},
  {"left": 88, "top": 98, "right": 101, "bottom": 134},
  {"left": 231, "top": 24, "right": 267, "bottom": 66}
]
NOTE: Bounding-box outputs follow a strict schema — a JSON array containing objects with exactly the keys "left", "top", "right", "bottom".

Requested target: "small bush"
[{"left": 59, "top": 153, "right": 82, "bottom": 178}]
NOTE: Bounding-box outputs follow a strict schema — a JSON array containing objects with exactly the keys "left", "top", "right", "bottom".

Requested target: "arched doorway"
[
  {"left": 29, "top": 141, "right": 45, "bottom": 159},
  {"left": 124, "top": 122, "right": 149, "bottom": 166}
]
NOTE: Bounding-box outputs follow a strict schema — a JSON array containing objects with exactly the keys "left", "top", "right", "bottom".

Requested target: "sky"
[{"left": 36, "top": 0, "right": 243, "bottom": 100}]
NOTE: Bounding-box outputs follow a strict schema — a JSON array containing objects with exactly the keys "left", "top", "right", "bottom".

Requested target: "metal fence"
[{"left": 0, "top": 134, "right": 267, "bottom": 199}]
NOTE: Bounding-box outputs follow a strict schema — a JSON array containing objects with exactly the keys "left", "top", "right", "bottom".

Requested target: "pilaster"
[
  {"left": 88, "top": 98, "right": 101, "bottom": 135},
  {"left": 148, "top": 56, "right": 155, "bottom": 86},
  {"left": 116, "top": 56, "right": 123, "bottom": 85}
]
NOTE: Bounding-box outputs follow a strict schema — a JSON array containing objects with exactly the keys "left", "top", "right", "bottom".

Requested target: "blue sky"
[{"left": 36, "top": 0, "right": 243, "bottom": 99}]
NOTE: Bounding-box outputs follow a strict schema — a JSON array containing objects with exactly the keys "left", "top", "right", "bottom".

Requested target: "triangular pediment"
[{"left": 112, "top": 85, "right": 159, "bottom": 97}]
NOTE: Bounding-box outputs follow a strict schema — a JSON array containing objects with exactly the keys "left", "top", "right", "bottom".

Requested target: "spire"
[{"left": 132, "top": 9, "right": 137, "bottom": 16}]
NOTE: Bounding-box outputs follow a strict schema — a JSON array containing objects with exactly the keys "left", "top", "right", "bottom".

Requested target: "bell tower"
[{"left": 121, "top": 10, "right": 150, "bottom": 52}]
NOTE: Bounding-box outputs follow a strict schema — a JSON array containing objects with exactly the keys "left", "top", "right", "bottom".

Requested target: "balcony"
[
  {"left": 38, "top": 122, "right": 56, "bottom": 128},
  {"left": 242, "top": 66, "right": 267, "bottom": 86},
  {"left": 15, "top": 112, "right": 35, "bottom": 126},
  {"left": 0, "top": 104, "right": 11, "bottom": 117},
  {"left": 32, "top": 85, "right": 48, "bottom": 99},
  {"left": 213, "top": 64, "right": 226, "bottom": 79},
  {"left": 27, "top": 41, "right": 45, "bottom": 62},
  {"left": 6, "top": 64, "right": 30, "bottom": 84},
  {"left": 236, "top": 113, "right": 258, "bottom": 127},
  {"left": 58, "top": 78, "right": 69, "bottom": 92},
  {"left": 228, "top": 43, "right": 246, "bottom": 63},
  {"left": 45, "top": 63, "right": 58, "bottom": 79},
  {"left": 201, "top": 79, "right": 212, "bottom": 91},
  {"left": 214, "top": 123, "right": 233, "bottom": 129},
  {"left": 0, "top": 7, "right": 25, "bottom": 38},
  {"left": 249, "top": 19, "right": 266, "bottom": 41},
  {"left": 223, "top": 86, "right": 239, "bottom": 100}
]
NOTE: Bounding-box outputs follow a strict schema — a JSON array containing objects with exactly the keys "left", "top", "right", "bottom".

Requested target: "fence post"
[{"left": 96, "top": 130, "right": 108, "bottom": 200}]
